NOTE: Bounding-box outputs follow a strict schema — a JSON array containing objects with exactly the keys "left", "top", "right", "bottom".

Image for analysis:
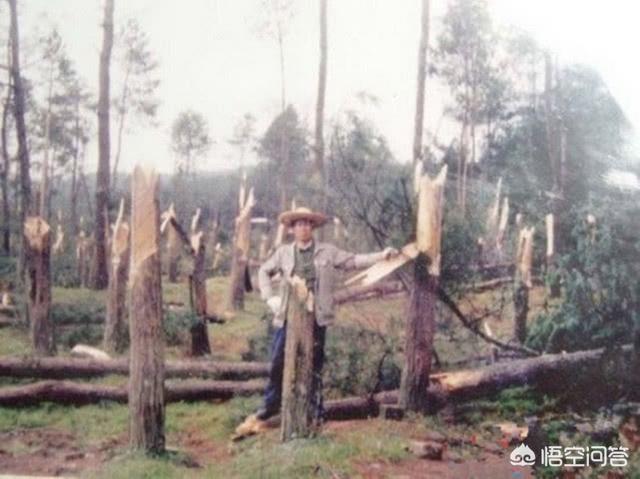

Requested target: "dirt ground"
[
  {"left": 0, "top": 427, "right": 124, "bottom": 476},
  {"left": 0, "top": 423, "right": 536, "bottom": 478}
]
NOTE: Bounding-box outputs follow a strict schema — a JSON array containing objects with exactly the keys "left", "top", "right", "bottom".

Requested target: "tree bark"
[
  {"left": 1, "top": 55, "right": 11, "bottom": 256},
  {"left": 281, "top": 276, "right": 319, "bottom": 441},
  {"left": 92, "top": 0, "right": 115, "bottom": 290},
  {"left": 412, "top": 0, "right": 430, "bottom": 166},
  {"left": 103, "top": 200, "right": 129, "bottom": 353},
  {"left": 0, "top": 356, "right": 268, "bottom": 380},
  {"left": 24, "top": 217, "right": 54, "bottom": 355},
  {"left": 128, "top": 166, "right": 165, "bottom": 454},
  {"left": 399, "top": 255, "right": 436, "bottom": 413},
  {"left": 8, "top": 0, "right": 32, "bottom": 286}
]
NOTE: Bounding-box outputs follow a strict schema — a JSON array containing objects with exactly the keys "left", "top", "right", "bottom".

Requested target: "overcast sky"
[{"left": 15, "top": 0, "right": 640, "bottom": 174}]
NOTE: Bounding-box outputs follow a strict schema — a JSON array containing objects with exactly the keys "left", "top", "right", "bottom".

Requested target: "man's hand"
[
  {"left": 266, "top": 296, "right": 281, "bottom": 314},
  {"left": 382, "top": 246, "right": 400, "bottom": 260}
]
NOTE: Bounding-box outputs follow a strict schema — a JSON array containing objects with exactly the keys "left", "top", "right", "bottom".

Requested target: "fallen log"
[
  {"left": 324, "top": 344, "right": 633, "bottom": 420},
  {"left": 0, "top": 345, "right": 630, "bottom": 413},
  {"left": 0, "top": 378, "right": 266, "bottom": 407},
  {"left": 0, "top": 356, "right": 269, "bottom": 380}
]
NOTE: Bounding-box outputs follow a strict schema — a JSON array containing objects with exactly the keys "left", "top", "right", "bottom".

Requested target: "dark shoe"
[{"left": 255, "top": 407, "right": 278, "bottom": 421}]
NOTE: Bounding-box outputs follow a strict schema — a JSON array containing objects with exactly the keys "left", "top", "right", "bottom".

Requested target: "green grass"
[
  {"left": 0, "top": 324, "right": 30, "bottom": 356},
  {"left": 1, "top": 275, "right": 623, "bottom": 478},
  {"left": 0, "top": 401, "right": 128, "bottom": 444}
]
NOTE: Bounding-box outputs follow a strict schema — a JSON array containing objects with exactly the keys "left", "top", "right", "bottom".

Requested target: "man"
[{"left": 250, "top": 206, "right": 397, "bottom": 425}]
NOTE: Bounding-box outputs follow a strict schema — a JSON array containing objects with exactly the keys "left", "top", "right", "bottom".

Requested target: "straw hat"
[{"left": 278, "top": 207, "right": 328, "bottom": 228}]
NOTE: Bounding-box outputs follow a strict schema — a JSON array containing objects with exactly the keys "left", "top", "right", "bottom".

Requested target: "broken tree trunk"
[
  {"left": 227, "top": 180, "right": 254, "bottom": 311},
  {"left": 281, "top": 276, "right": 319, "bottom": 441},
  {"left": 52, "top": 223, "right": 65, "bottom": 255},
  {"left": 545, "top": 213, "right": 561, "bottom": 298},
  {"left": 25, "top": 216, "right": 54, "bottom": 355},
  {"left": 400, "top": 165, "right": 446, "bottom": 413},
  {"left": 0, "top": 378, "right": 266, "bottom": 407},
  {"left": 324, "top": 344, "right": 634, "bottom": 420},
  {"left": 129, "top": 166, "right": 165, "bottom": 454},
  {"left": 103, "top": 199, "right": 130, "bottom": 354},
  {"left": 514, "top": 226, "right": 535, "bottom": 343},
  {"left": 75, "top": 223, "right": 90, "bottom": 287},
  {"left": 163, "top": 211, "right": 212, "bottom": 356},
  {"left": 161, "top": 203, "right": 181, "bottom": 282},
  {"left": 189, "top": 230, "right": 211, "bottom": 356},
  {"left": 0, "top": 356, "right": 269, "bottom": 380}
]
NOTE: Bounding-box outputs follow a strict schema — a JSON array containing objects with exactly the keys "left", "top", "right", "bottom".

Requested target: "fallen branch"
[
  {"left": 0, "top": 378, "right": 266, "bottom": 407},
  {"left": 0, "top": 356, "right": 268, "bottom": 380},
  {"left": 437, "top": 285, "right": 540, "bottom": 357}
]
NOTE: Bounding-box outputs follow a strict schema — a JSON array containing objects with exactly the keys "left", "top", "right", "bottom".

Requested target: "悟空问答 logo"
[{"left": 510, "top": 443, "right": 536, "bottom": 466}]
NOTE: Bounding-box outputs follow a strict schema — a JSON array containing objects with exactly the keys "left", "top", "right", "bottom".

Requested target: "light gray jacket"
[{"left": 258, "top": 242, "right": 384, "bottom": 327}]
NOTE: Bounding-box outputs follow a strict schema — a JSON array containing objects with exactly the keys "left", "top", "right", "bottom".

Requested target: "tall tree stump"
[
  {"left": 514, "top": 226, "right": 535, "bottom": 343},
  {"left": 227, "top": 179, "right": 254, "bottom": 311},
  {"left": 281, "top": 276, "right": 319, "bottom": 441},
  {"left": 104, "top": 199, "right": 130, "bottom": 354},
  {"left": 24, "top": 217, "right": 54, "bottom": 355},
  {"left": 399, "top": 164, "right": 446, "bottom": 413},
  {"left": 128, "top": 166, "right": 165, "bottom": 454},
  {"left": 189, "top": 230, "right": 211, "bottom": 356},
  {"left": 161, "top": 203, "right": 181, "bottom": 282},
  {"left": 546, "top": 213, "right": 560, "bottom": 298}
]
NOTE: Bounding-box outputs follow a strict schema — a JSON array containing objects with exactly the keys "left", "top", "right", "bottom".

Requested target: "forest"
[{"left": 0, "top": 0, "right": 638, "bottom": 478}]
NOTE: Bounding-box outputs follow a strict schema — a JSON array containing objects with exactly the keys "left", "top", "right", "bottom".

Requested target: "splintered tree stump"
[
  {"left": 104, "top": 199, "right": 130, "bottom": 353},
  {"left": 514, "top": 226, "right": 535, "bottom": 343},
  {"left": 128, "top": 166, "right": 165, "bottom": 454},
  {"left": 226, "top": 178, "right": 254, "bottom": 311},
  {"left": 400, "top": 165, "right": 446, "bottom": 413},
  {"left": 189, "top": 231, "right": 211, "bottom": 356},
  {"left": 162, "top": 203, "right": 180, "bottom": 283},
  {"left": 24, "top": 216, "right": 54, "bottom": 355},
  {"left": 228, "top": 250, "right": 247, "bottom": 310},
  {"left": 514, "top": 282, "right": 529, "bottom": 344},
  {"left": 546, "top": 213, "right": 561, "bottom": 298},
  {"left": 400, "top": 254, "right": 437, "bottom": 413},
  {"left": 281, "top": 276, "right": 319, "bottom": 441}
]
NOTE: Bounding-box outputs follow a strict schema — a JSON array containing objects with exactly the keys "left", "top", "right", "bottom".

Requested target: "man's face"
[{"left": 292, "top": 219, "right": 313, "bottom": 243}]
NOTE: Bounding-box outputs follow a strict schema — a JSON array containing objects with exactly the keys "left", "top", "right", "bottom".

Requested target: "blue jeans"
[{"left": 262, "top": 320, "right": 327, "bottom": 419}]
